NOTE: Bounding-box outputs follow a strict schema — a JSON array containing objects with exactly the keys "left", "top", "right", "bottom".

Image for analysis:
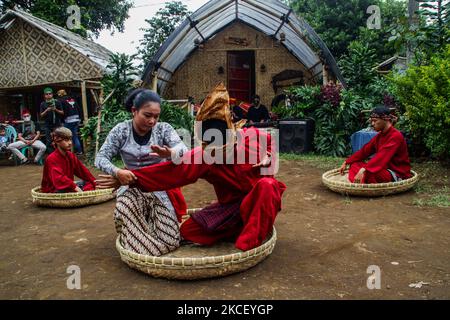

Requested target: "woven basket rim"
[
  {"left": 31, "top": 186, "right": 115, "bottom": 200},
  {"left": 116, "top": 227, "right": 277, "bottom": 269},
  {"left": 322, "top": 169, "right": 418, "bottom": 190}
]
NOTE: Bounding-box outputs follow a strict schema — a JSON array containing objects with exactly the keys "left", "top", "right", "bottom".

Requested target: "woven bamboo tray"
[
  {"left": 116, "top": 227, "right": 277, "bottom": 280},
  {"left": 322, "top": 169, "right": 419, "bottom": 197},
  {"left": 31, "top": 187, "right": 116, "bottom": 208}
]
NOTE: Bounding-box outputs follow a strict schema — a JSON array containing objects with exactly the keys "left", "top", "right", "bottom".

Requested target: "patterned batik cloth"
[
  {"left": 114, "top": 188, "right": 180, "bottom": 256},
  {"left": 191, "top": 201, "right": 242, "bottom": 233}
]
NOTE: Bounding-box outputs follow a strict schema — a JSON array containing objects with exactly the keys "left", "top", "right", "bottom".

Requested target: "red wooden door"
[{"left": 227, "top": 51, "right": 255, "bottom": 103}]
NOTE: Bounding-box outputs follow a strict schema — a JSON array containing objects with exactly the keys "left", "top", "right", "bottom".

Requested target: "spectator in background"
[
  {"left": 0, "top": 125, "right": 8, "bottom": 152},
  {"left": 57, "top": 89, "right": 83, "bottom": 155},
  {"left": 40, "top": 87, "right": 64, "bottom": 152},
  {"left": 7, "top": 109, "right": 46, "bottom": 165},
  {"left": 247, "top": 95, "right": 270, "bottom": 125}
]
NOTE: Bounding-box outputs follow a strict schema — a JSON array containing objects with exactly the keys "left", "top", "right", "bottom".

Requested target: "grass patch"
[
  {"left": 413, "top": 186, "right": 450, "bottom": 208},
  {"left": 280, "top": 154, "right": 449, "bottom": 208},
  {"left": 280, "top": 153, "right": 345, "bottom": 170}
]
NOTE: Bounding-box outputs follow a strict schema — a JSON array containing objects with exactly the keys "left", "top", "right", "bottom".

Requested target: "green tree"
[
  {"left": 290, "top": 0, "right": 374, "bottom": 58},
  {"left": 389, "top": 0, "right": 450, "bottom": 65},
  {"left": 290, "top": 0, "right": 407, "bottom": 60},
  {"left": 358, "top": 0, "right": 408, "bottom": 62},
  {"left": 138, "top": 1, "right": 190, "bottom": 68},
  {"left": 389, "top": 45, "right": 450, "bottom": 159},
  {"left": 0, "top": 0, "right": 133, "bottom": 37}
]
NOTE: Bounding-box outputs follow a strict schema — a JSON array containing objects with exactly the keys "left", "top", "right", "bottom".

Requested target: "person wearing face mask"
[
  {"left": 7, "top": 110, "right": 46, "bottom": 165},
  {"left": 94, "top": 89, "right": 188, "bottom": 256}
]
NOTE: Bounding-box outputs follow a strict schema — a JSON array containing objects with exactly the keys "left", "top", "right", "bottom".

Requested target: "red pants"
[
  {"left": 180, "top": 178, "right": 286, "bottom": 251},
  {"left": 349, "top": 162, "right": 393, "bottom": 184}
]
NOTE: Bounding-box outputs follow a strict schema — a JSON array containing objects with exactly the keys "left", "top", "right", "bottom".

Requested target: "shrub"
[
  {"left": 314, "top": 89, "right": 366, "bottom": 157},
  {"left": 389, "top": 45, "right": 450, "bottom": 159},
  {"left": 271, "top": 85, "right": 321, "bottom": 119}
]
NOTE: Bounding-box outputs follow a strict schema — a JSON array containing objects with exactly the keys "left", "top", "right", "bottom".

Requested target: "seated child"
[
  {"left": 0, "top": 125, "right": 8, "bottom": 152},
  {"left": 41, "top": 127, "right": 96, "bottom": 193}
]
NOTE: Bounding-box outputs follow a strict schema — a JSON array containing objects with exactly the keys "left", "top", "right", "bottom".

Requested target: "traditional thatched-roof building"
[
  {"left": 0, "top": 9, "right": 112, "bottom": 122},
  {"left": 142, "top": 0, "right": 345, "bottom": 107}
]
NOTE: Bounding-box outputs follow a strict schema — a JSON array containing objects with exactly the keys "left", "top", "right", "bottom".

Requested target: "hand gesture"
[
  {"left": 95, "top": 175, "right": 121, "bottom": 190},
  {"left": 339, "top": 161, "right": 347, "bottom": 175},
  {"left": 116, "top": 169, "right": 137, "bottom": 186},
  {"left": 150, "top": 145, "right": 173, "bottom": 159},
  {"left": 353, "top": 168, "right": 366, "bottom": 184},
  {"left": 253, "top": 152, "right": 272, "bottom": 168}
]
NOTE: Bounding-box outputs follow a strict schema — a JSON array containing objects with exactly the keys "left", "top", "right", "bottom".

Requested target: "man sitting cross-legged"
[{"left": 340, "top": 105, "right": 412, "bottom": 184}]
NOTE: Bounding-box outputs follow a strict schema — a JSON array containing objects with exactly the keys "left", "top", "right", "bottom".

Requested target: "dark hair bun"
[{"left": 125, "top": 88, "right": 146, "bottom": 112}]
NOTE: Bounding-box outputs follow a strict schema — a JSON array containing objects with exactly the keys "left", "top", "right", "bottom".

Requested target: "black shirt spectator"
[
  {"left": 39, "top": 99, "right": 64, "bottom": 128},
  {"left": 247, "top": 95, "right": 270, "bottom": 124}
]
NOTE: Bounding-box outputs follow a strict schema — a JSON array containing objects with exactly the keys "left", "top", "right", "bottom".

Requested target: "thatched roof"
[
  {"left": 0, "top": 9, "right": 112, "bottom": 68},
  {"left": 0, "top": 9, "right": 112, "bottom": 89},
  {"left": 142, "top": 0, "right": 346, "bottom": 92}
]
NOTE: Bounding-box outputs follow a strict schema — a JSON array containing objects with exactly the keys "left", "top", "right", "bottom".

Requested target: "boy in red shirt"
[
  {"left": 41, "top": 127, "right": 96, "bottom": 193},
  {"left": 340, "top": 106, "right": 411, "bottom": 184}
]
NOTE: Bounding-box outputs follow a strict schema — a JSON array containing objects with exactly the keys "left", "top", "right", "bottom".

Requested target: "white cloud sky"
[{"left": 96, "top": 0, "right": 209, "bottom": 57}]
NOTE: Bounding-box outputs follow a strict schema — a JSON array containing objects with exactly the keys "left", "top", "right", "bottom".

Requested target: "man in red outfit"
[
  {"left": 340, "top": 105, "right": 411, "bottom": 184},
  {"left": 113, "top": 83, "right": 286, "bottom": 251},
  {"left": 41, "top": 127, "right": 96, "bottom": 193}
]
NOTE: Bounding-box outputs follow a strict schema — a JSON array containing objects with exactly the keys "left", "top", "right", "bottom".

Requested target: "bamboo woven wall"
[
  {"left": 0, "top": 19, "right": 103, "bottom": 89},
  {"left": 165, "top": 22, "right": 315, "bottom": 108}
]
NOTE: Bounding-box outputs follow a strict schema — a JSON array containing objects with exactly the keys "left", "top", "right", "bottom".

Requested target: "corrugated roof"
[
  {"left": 142, "top": 0, "right": 346, "bottom": 92},
  {"left": 0, "top": 8, "right": 112, "bottom": 70}
]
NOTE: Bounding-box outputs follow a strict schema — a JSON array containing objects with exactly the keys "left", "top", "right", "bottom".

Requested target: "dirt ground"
[{"left": 0, "top": 159, "right": 448, "bottom": 300}]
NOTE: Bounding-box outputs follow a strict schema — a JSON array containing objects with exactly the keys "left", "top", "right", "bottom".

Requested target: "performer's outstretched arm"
[{"left": 132, "top": 149, "right": 209, "bottom": 192}]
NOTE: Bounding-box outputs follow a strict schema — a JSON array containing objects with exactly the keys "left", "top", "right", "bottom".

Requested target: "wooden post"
[
  {"left": 151, "top": 71, "right": 158, "bottom": 92},
  {"left": 322, "top": 63, "right": 329, "bottom": 85},
  {"left": 81, "top": 81, "right": 89, "bottom": 151},
  {"left": 93, "top": 89, "right": 115, "bottom": 156},
  {"left": 95, "top": 89, "right": 103, "bottom": 156}
]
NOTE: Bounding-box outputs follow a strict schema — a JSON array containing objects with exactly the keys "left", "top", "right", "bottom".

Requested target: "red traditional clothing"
[
  {"left": 346, "top": 126, "right": 411, "bottom": 183},
  {"left": 132, "top": 128, "right": 286, "bottom": 251},
  {"left": 41, "top": 149, "right": 96, "bottom": 193}
]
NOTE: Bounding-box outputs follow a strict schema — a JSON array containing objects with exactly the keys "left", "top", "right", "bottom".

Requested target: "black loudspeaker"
[{"left": 279, "top": 119, "right": 315, "bottom": 154}]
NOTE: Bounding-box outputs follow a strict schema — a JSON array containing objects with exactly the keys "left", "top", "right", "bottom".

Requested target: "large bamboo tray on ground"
[
  {"left": 116, "top": 226, "right": 277, "bottom": 280},
  {"left": 31, "top": 187, "right": 116, "bottom": 208},
  {"left": 322, "top": 169, "right": 419, "bottom": 197}
]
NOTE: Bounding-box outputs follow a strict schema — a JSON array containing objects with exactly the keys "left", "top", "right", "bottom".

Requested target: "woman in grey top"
[{"left": 95, "top": 89, "right": 188, "bottom": 256}]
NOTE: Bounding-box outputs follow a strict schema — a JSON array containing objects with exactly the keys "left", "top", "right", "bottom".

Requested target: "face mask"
[{"left": 23, "top": 116, "right": 31, "bottom": 122}]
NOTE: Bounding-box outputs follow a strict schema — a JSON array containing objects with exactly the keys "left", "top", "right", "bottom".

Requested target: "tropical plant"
[
  {"left": 271, "top": 85, "right": 321, "bottom": 119},
  {"left": 389, "top": 45, "right": 450, "bottom": 159},
  {"left": 338, "top": 41, "right": 378, "bottom": 93},
  {"left": 313, "top": 89, "right": 366, "bottom": 157}
]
